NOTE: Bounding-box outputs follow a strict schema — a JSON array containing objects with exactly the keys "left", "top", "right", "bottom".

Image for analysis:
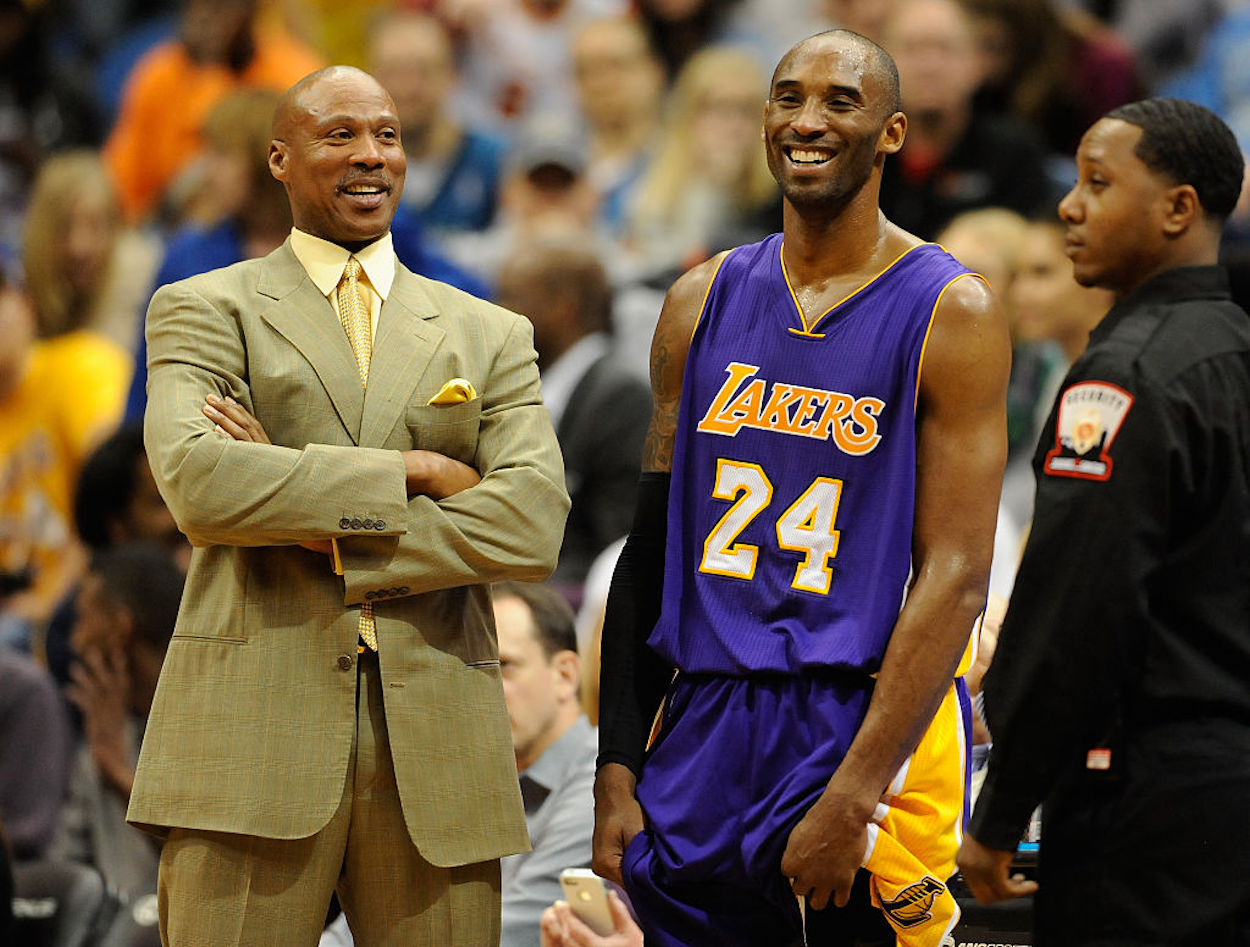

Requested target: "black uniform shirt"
[{"left": 970, "top": 265, "right": 1250, "bottom": 850}]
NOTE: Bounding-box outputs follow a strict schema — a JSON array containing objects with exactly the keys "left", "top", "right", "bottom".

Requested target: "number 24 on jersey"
[{"left": 700, "top": 458, "right": 844, "bottom": 595}]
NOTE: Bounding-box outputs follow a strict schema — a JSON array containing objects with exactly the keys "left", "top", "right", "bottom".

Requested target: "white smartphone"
[{"left": 559, "top": 868, "right": 615, "bottom": 936}]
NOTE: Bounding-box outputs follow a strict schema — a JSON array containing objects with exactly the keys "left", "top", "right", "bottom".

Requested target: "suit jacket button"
[
  {"left": 336, "top": 654, "right": 353, "bottom": 671},
  {"left": 365, "top": 591, "right": 376, "bottom": 601},
  {"left": 399, "top": 586, "right": 409, "bottom": 595},
  {"left": 362, "top": 518, "right": 374, "bottom": 529},
  {"left": 351, "top": 518, "right": 363, "bottom": 529},
  {"left": 339, "top": 517, "right": 351, "bottom": 529},
  {"left": 374, "top": 519, "right": 386, "bottom": 530}
]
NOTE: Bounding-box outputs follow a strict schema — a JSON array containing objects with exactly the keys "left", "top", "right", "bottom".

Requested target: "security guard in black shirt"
[{"left": 958, "top": 98, "right": 1250, "bottom": 945}]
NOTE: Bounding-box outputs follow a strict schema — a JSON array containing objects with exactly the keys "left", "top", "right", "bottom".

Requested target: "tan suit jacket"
[{"left": 128, "top": 240, "right": 569, "bottom": 868}]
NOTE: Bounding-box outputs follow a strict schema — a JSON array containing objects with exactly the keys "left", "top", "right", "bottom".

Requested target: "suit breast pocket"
[{"left": 406, "top": 398, "right": 482, "bottom": 465}]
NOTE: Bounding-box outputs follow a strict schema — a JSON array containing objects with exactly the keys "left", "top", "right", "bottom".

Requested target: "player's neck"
[{"left": 782, "top": 202, "right": 895, "bottom": 287}]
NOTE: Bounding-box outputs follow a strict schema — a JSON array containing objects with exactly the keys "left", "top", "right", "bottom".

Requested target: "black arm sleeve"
[{"left": 596, "top": 472, "right": 675, "bottom": 776}]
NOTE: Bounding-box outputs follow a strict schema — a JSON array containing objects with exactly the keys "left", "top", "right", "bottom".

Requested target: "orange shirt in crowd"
[{"left": 103, "top": 31, "right": 324, "bottom": 223}]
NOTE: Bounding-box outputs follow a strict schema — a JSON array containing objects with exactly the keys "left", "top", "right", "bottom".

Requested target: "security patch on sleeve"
[{"left": 1042, "top": 381, "right": 1134, "bottom": 481}]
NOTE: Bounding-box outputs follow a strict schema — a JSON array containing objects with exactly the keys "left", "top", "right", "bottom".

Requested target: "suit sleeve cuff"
[{"left": 968, "top": 770, "right": 1039, "bottom": 851}]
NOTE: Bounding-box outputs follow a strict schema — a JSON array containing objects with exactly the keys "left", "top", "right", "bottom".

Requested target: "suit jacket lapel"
[
  {"left": 360, "top": 266, "right": 445, "bottom": 447},
  {"left": 257, "top": 242, "right": 366, "bottom": 442}
]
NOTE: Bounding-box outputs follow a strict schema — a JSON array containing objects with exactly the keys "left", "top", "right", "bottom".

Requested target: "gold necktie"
[{"left": 337, "top": 256, "right": 377, "bottom": 650}]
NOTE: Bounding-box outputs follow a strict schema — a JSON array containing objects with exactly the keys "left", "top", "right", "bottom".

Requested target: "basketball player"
[{"left": 592, "top": 29, "right": 1011, "bottom": 947}]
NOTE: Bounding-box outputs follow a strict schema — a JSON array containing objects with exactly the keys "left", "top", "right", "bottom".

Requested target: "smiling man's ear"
[{"left": 268, "top": 140, "right": 289, "bottom": 182}]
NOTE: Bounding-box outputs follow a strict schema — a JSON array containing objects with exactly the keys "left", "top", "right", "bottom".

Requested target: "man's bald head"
[
  {"left": 268, "top": 66, "right": 406, "bottom": 250},
  {"left": 272, "top": 66, "right": 393, "bottom": 140},
  {"left": 773, "top": 30, "right": 902, "bottom": 117}
]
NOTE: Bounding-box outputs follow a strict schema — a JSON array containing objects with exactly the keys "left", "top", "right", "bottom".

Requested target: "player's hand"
[
  {"left": 540, "top": 891, "right": 643, "bottom": 947},
  {"left": 592, "top": 763, "right": 645, "bottom": 887},
  {"left": 780, "top": 790, "right": 869, "bottom": 911},
  {"left": 956, "top": 834, "right": 1038, "bottom": 904},
  {"left": 204, "top": 393, "right": 270, "bottom": 444},
  {"left": 401, "top": 449, "right": 482, "bottom": 499}
]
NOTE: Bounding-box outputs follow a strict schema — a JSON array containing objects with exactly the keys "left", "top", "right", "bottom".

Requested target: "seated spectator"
[
  {"left": 878, "top": 0, "right": 1060, "bottom": 239},
  {"left": 0, "top": 646, "right": 71, "bottom": 861},
  {"left": 495, "top": 581, "right": 598, "bottom": 947},
  {"left": 571, "top": 17, "right": 667, "bottom": 235},
  {"left": 1072, "top": 0, "right": 1224, "bottom": 91},
  {"left": 43, "top": 423, "right": 189, "bottom": 689},
  {"left": 103, "top": 0, "right": 322, "bottom": 224},
  {"left": 622, "top": 45, "right": 779, "bottom": 279},
  {"left": 933, "top": 207, "right": 1037, "bottom": 457},
  {"left": 122, "top": 88, "right": 290, "bottom": 422},
  {"left": 22, "top": 150, "right": 158, "bottom": 358},
  {"left": 443, "top": 123, "right": 602, "bottom": 288},
  {"left": 962, "top": 0, "right": 1142, "bottom": 158},
  {"left": 495, "top": 237, "right": 650, "bottom": 597},
  {"left": 819, "top": 0, "right": 899, "bottom": 40},
  {"left": 48, "top": 542, "right": 183, "bottom": 925},
  {"left": 0, "top": 280, "right": 124, "bottom": 650},
  {"left": 540, "top": 889, "right": 643, "bottom": 947},
  {"left": 368, "top": 9, "right": 508, "bottom": 235},
  {"left": 452, "top": 0, "right": 628, "bottom": 138}
]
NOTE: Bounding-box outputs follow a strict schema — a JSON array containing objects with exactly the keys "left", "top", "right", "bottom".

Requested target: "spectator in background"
[
  {"left": 22, "top": 150, "right": 158, "bottom": 358},
  {"left": 1011, "top": 217, "right": 1114, "bottom": 373},
  {"left": 495, "top": 581, "right": 598, "bottom": 947},
  {"left": 635, "top": 0, "right": 737, "bottom": 77},
  {"left": 452, "top": 0, "right": 627, "bottom": 138},
  {"left": 444, "top": 124, "right": 602, "bottom": 287},
  {"left": 819, "top": 0, "right": 899, "bottom": 40},
  {"left": 571, "top": 18, "right": 666, "bottom": 235},
  {"left": 962, "top": 0, "right": 1141, "bottom": 158},
  {"left": 998, "top": 216, "right": 1114, "bottom": 528},
  {"left": 1074, "top": 0, "right": 1226, "bottom": 91},
  {"left": 495, "top": 237, "right": 650, "bottom": 598},
  {"left": 878, "top": 0, "right": 1058, "bottom": 239},
  {"left": 42, "top": 423, "right": 189, "bottom": 690},
  {"left": 541, "top": 890, "right": 643, "bottom": 947},
  {"left": 369, "top": 9, "right": 508, "bottom": 236},
  {"left": 123, "top": 88, "right": 290, "bottom": 423},
  {"left": 623, "top": 45, "right": 779, "bottom": 279},
  {"left": 0, "top": 646, "right": 71, "bottom": 861},
  {"left": 0, "top": 278, "right": 124, "bottom": 651},
  {"left": 103, "top": 0, "right": 322, "bottom": 224},
  {"left": 49, "top": 542, "right": 183, "bottom": 929}
]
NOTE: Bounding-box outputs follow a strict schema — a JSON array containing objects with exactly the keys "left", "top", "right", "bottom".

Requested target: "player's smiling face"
[{"left": 763, "top": 36, "right": 903, "bottom": 210}]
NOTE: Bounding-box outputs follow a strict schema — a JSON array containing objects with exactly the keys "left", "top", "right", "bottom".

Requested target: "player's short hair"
[
  {"left": 776, "top": 30, "right": 902, "bottom": 116},
  {"left": 492, "top": 582, "right": 578, "bottom": 658},
  {"left": 1104, "top": 98, "right": 1245, "bottom": 223}
]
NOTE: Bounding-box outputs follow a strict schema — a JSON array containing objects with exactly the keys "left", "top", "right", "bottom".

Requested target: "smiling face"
[
  {"left": 763, "top": 33, "right": 904, "bottom": 212},
  {"left": 269, "top": 68, "right": 406, "bottom": 250},
  {"left": 1058, "top": 118, "right": 1174, "bottom": 299}
]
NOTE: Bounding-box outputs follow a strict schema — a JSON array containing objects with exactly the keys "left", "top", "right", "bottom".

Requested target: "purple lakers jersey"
[{"left": 650, "top": 234, "right": 977, "bottom": 675}]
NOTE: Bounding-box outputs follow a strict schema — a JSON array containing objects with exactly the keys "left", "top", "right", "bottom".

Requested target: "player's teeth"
[{"left": 790, "top": 150, "right": 828, "bottom": 164}]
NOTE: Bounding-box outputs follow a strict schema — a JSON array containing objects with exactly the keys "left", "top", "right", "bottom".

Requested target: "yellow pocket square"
[{"left": 427, "top": 378, "right": 477, "bottom": 405}]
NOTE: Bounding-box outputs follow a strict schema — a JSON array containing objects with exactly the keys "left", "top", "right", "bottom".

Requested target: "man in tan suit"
[{"left": 129, "top": 65, "right": 569, "bottom": 945}]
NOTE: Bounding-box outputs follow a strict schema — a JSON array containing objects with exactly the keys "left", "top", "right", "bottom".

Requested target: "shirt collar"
[
  {"left": 519, "top": 715, "right": 595, "bottom": 795},
  {"left": 541, "top": 333, "right": 610, "bottom": 428},
  {"left": 288, "top": 228, "right": 396, "bottom": 300},
  {"left": 1091, "top": 265, "right": 1232, "bottom": 345}
]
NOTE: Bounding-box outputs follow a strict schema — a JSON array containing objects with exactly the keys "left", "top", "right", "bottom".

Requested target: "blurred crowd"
[{"left": 2, "top": 0, "right": 1250, "bottom": 943}]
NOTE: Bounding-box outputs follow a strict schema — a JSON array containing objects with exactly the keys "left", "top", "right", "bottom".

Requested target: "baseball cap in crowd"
[{"left": 510, "top": 120, "right": 588, "bottom": 183}]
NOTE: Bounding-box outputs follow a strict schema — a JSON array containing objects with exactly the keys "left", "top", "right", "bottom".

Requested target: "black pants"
[{"left": 1037, "top": 719, "right": 1250, "bottom": 946}]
